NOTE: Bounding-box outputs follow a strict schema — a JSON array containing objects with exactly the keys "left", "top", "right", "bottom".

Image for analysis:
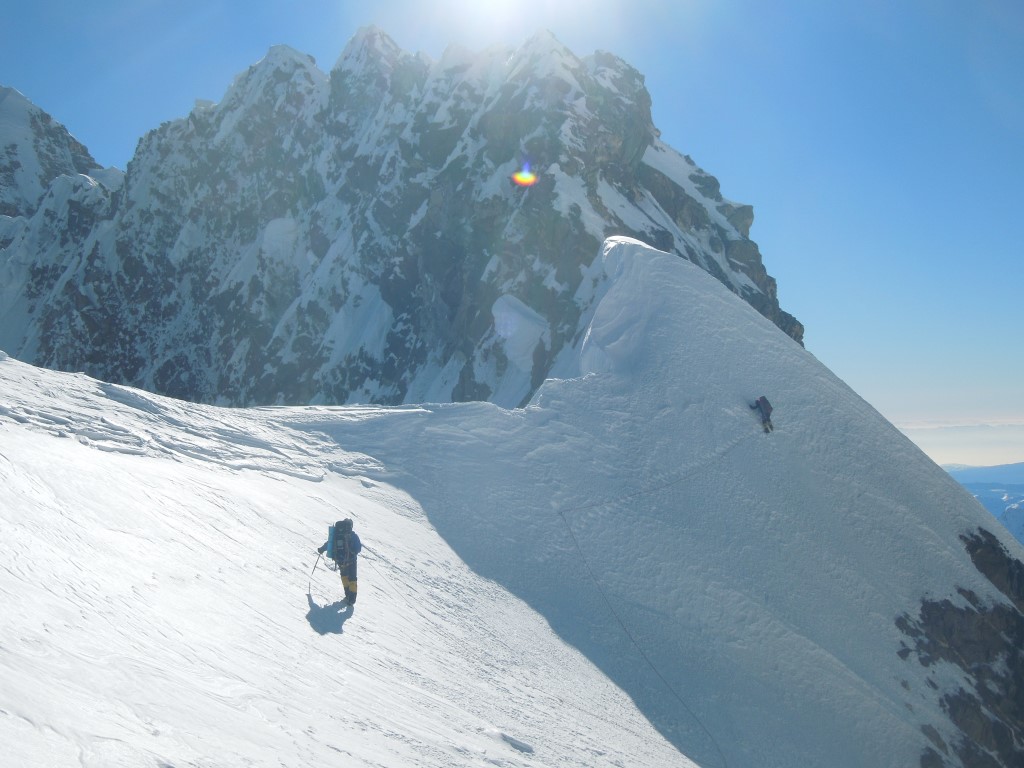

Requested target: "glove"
[{"left": 317, "top": 545, "right": 325, "bottom": 554}]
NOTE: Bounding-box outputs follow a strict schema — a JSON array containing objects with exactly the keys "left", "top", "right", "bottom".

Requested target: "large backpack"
[{"left": 326, "top": 519, "right": 353, "bottom": 563}]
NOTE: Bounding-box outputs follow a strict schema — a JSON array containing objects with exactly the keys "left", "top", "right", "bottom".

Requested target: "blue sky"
[{"left": 3, "top": 0, "right": 1022, "bottom": 465}]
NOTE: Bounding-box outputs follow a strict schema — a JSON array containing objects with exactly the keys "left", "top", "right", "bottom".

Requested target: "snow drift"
[{"left": 2, "top": 238, "right": 1021, "bottom": 767}]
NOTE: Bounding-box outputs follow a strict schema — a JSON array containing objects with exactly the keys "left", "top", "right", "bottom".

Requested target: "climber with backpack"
[
  {"left": 317, "top": 518, "right": 362, "bottom": 606},
  {"left": 750, "top": 395, "right": 774, "bottom": 433}
]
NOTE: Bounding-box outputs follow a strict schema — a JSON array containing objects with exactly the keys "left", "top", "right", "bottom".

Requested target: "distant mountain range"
[
  {"left": 0, "top": 27, "right": 801, "bottom": 408},
  {"left": 948, "top": 463, "right": 1024, "bottom": 545},
  {"left": 947, "top": 463, "right": 1024, "bottom": 485}
]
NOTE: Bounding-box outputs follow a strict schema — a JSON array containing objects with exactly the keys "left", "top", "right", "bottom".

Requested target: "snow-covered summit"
[
  {"left": 333, "top": 24, "right": 407, "bottom": 74},
  {"left": 506, "top": 29, "right": 580, "bottom": 80},
  {"left": 215, "top": 43, "right": 328, "bottom": 127}
]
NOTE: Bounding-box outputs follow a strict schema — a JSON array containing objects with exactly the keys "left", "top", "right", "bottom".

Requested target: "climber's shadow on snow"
[{"left": 306, "top": 593, "right": 353, "bottom": 635}]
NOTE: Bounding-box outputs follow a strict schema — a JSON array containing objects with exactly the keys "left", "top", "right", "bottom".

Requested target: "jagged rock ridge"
[
  {"left": 0, "top": 27, "right": 802, "bottom": 408},
  {"left": 0, "top": 86, "right": 100, "bottom": 219}
]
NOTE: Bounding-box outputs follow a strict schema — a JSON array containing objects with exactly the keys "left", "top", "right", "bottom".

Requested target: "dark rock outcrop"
[{"left": 898, "top": 528, "right": 1024, "bottom": 767}]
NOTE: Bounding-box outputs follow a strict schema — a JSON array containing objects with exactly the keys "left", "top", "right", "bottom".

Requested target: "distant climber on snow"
[
  {"left": 317, "top": 518, "right": 362, "bottom": 606},
  {"left": 751, "top": 395, "right": 774, "bottom": 433}
]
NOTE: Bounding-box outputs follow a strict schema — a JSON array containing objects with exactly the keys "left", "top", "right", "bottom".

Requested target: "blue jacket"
[{"left": 323, "top": 531, "right": 361, "bottom": 579}]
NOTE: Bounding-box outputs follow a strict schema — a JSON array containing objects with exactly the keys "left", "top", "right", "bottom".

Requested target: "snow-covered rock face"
[
  {"left": 0, "top": 27, "right": 801, "bottom": 408},
  {"left": 897, "top": 529, "right": 1024, "bottom": 768},
  {"left": 0, "top": 86, "right": 101, "bottom": 219}
]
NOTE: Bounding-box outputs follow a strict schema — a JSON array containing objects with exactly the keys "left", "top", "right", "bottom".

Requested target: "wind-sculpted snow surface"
[
  {"left": 1, "top": 238, "right": 1021, "bottom": 767},
  {"left": 0, "top": 346, "right": 693, "bottom": 767}
]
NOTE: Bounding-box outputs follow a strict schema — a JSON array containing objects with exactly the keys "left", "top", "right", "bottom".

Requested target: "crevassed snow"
[{"left": 1, "top": 237, "right": 1018, "bottom": 768}]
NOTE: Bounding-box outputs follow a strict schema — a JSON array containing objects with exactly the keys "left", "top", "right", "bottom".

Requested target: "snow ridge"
[{"left": 5, "top": 237, "right": 1018, "bottom": 768}]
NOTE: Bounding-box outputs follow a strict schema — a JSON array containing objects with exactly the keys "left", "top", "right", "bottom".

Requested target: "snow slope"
[
  {"left": 2, "top": 238, "right": 1020, "bottom": 767},
  {"left": 0, "top": 358, "right": 688, "bottom": 767}
]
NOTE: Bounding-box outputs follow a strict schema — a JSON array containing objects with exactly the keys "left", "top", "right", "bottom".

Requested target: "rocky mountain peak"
[
  {"left": 333, "top": 25, "right": 406, "bottom": 75},
  {"left": 217, "top": 44, "right": 327, "bottom": 118},
  {"left": 584, "top": 49, "right": 650, "bottom": 107},
  {"left": 509, "top": 29, "right": 576, "bottom": 69},
  {"left": 1, "top": 31, "right": 803, "bottom": 408}
]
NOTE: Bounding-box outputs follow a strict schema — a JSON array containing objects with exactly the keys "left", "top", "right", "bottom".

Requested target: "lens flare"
[{"left": 512, "top": 162, "right": 537, "bottom": 187}]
